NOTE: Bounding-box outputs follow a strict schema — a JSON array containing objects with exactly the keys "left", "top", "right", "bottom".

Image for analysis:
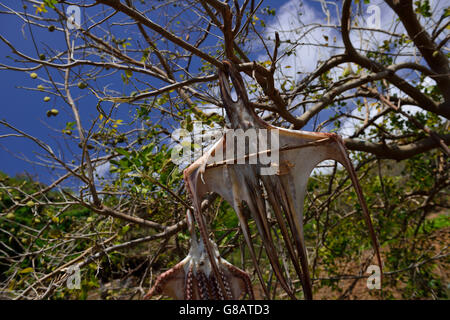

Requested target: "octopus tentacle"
[
  {"left": 219, "top": 267, "right": 233, "bottom": 299},
  {"left": 143, "top": 262, "right": 184, "bottom": 300},
  {"left": 196, "top": 271, "right": 210, "bottom": 300},
  {"left": 211, "top": 274, "right": 225, "bottom": 300},
  {"left": 184, "top": 264, "right": 194, "bottom": 300},
  {"left": 226, "top": 263, "right": 255, "bottom": 299},
  {"left": 209, "top": 274, "right": 220, "bottom": 299}
]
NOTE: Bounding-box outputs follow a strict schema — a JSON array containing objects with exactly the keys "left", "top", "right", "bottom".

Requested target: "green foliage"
[
  {"left": 0, "top": 172, "right": 96, "bottom": 296},
  {"left": 414, "top": 1, "right": 432, "bottom": 17},
  {"left": 304, "top": 151, "right": 449, "bottom": 299}
]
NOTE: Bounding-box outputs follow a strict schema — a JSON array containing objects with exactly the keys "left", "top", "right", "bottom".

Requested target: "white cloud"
[
  {"left": 262, "top": 0, "right": 339, "bottom": 82},
  {"left": 94, "top": 161, "right": 116, "bottom": 184},
  {"left": 198, "top": 103, "right": 224, "bottom": 116}
]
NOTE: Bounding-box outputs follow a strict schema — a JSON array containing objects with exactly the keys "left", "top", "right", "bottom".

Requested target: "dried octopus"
[{"left": 146, "top": 60, "right": 382, "bottom": 300}]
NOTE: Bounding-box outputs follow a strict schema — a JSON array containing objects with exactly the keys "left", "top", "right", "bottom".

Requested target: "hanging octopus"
[
  {"left": 181, "top": 60, "right": 382, "bottom": 300},
  {"left": 144, "top": 211, "right": 254, "bottom": 300}
]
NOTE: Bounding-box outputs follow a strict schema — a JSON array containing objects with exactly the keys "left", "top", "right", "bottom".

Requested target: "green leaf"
[
  {"left": 115, "top": 147, "right": 130, "bottom": 157},
  {"left": 44, "top": 0, "right": 58, "bottom": 9},
  {"left": 65, "top": 121, "right": 75, "bottom": 131},
  {"left": 120, "top": 225, "right": 130, "bottom": 235},
  {"left": 141, "top": 48, "right": 150, "bottom": 62},
  {"left": 19, "top": 267, "right": 34, "bottom": 274}
]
